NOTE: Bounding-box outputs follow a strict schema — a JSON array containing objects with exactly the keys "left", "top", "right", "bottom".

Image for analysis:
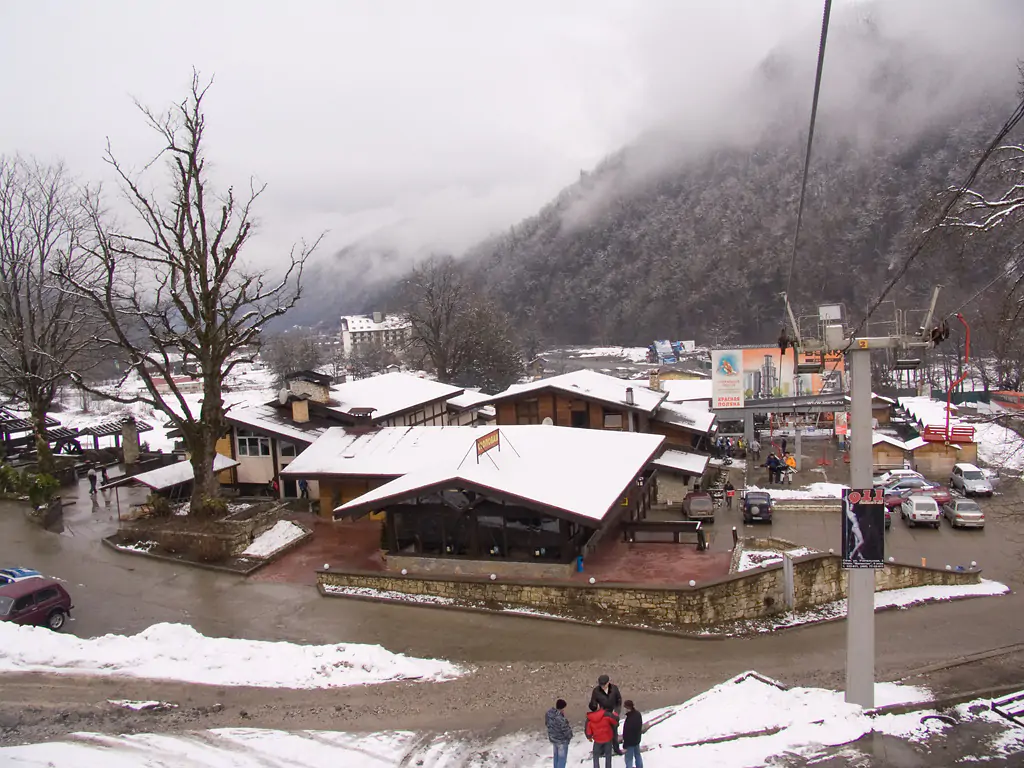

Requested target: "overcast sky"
[{"left": 1, "top": 0, "right": 888, "bottom": 266}]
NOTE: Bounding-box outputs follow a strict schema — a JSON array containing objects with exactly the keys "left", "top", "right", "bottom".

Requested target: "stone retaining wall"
[
  {"left": 386, "top": 554, "right": 575, "bottom": 580},
  {"left": 318, "top": 554, "right": 982, "bottom": 630}
]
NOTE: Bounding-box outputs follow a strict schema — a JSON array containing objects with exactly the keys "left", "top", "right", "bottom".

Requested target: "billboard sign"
[
  {"left": 711, "top": 347, "right": 846, "bottom": 402},
  {"left": 712, "top": 350, "right": 744, "bottom": 409},
  {"left": 841, "top": 488, "right": 886, "bottom": 569},
  {"left": 835, "top": 411, "right": 849, "bottom": 436}
]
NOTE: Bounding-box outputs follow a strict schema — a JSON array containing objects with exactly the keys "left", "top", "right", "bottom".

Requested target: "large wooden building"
[
  {"left": 479, "top": 370, "right": 716, "bottom": 452},
  {"left": 282, "top": 425, "right": 665, "bottom": 575}
]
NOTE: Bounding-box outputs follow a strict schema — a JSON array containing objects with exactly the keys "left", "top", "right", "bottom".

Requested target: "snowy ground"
[
  {"left": 4, "top": 672, "right": 1022, "bottom": 766},
  {"left": 737, "top": 547, "right": 816, "bottom": 571},
  {"left": 51, "top": 363, "right": 277, "bottom": 452},
  {"left": 242, "top": 521, "right": 308, "bottom": 558},
  {"left": 550, "top": 345, "right": 652, "bottom": 363},
  {"left": 0, "top": 622, "right": 465, "bottom": 689},
  {"left": 973, "top": 420, "right": 1024, "bottom": 471},
  {"left": 745, "top": 482, "right": 847, "bottom": 499}
]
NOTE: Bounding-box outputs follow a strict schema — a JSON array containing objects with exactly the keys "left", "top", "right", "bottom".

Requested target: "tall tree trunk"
[
  {"left": 29, "top": 401, "right": 55, "bottom": 475},
  {"left": 189, "top": 366, "right": 225, "bottom": 513}
]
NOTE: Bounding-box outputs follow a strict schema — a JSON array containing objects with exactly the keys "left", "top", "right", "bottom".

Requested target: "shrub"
[
  {"left": 0, "top": 464, "right": 23, "bottom": 494},
  {"left": 195, "top": 495, "right": 228, "bottom": 518},
  {"left": 146, "top": 494, "right": 172, "bottom": 517},
  {"left": 26, "top": 472, "right": 59, "bottom": 508}
]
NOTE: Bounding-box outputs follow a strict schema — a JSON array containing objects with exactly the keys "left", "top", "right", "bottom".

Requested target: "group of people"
[
  {"left": 545, "top": 675, "right": 645, "bottom": 768},
  {"left": 85, "top": 464, "right": 109, "bottom": 495},
  {"left": 713, "top": 436, "right": 765, "bottom": 462},
  {"left": 763, "top": 450, "right": 797, "bottom": 484}
]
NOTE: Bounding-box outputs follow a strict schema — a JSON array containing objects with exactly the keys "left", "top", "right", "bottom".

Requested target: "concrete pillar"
[
  {"left": 121, "top": 416, "right": 140, "bottom": 467},
  {"left": 795, "top": 425, "right": 802, "bottom": 471},
  {"left": 846, "top": 347, "right": 875, "bottom": 708},
  {"left": 744, "top": 411, "right": 755, "bottom": 445}
]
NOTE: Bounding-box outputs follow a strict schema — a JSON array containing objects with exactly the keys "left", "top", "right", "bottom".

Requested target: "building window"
[
  {"left": 603, "top": 411, "right": 623, "bottom": 430},
  {"left": 237, "top": 428, "right": 271, "bottom": 457},
  {"left": 515, "top": 399, "right": 540, "bottom": 425},
  {"left": 280, "top": 441, "right": 297, "bottom": 457}
]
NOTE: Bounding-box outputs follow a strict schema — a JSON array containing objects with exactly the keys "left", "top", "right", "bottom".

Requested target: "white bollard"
[
  {"left": 589, "top": 577, "right": 596, "bottom": 584},
  {"left": 323, "top": 563, "right": 330, "bottom": 570},
  {"left": 490, "top": 573, "right": 497, "bottom": 581},
  {"left": 401, "top": 569, "right": 408, "bottom": 576},
  {"left": 689, "top": 580, "right": 696, "bottom": 587}
]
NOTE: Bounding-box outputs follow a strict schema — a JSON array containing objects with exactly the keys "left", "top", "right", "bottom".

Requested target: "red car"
[
  {"left": 0, "top": 578, "right": 73, "bottom": 631},
  {"left": 884, "top": 484, "right": 951, "bottom": 508}
]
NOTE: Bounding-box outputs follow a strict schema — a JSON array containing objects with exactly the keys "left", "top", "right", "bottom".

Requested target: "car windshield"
[
  {"left": 963, "top": 471, "right": 985, "bottom": 480},
  {"left": 958, "top": 501, "right": 982, "bottom": 512},
  {"left": 0, "top": 596, "right": 12, "bottom": 616},
  {"left": 915, "top": 501, "right": 936, "bottom": 511},
  {"left": 747, "top": 494, "right": 769, "bottom": 503}
]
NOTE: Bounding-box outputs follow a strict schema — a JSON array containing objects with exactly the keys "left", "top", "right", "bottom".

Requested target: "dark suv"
[
  {"left": 743, "top": 491, "right": 774, "bottom": 524},
  {"left": 0, "top": 578, "right": 73, "bottom": 630}
]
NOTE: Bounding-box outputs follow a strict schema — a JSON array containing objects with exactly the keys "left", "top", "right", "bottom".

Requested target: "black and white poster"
[{"left": 842, "top": 488, "right": 886, "bottom": 569}]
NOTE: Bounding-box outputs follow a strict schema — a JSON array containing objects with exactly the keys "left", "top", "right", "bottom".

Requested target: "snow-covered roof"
[
  {"left": 332, "top": 426, "right": 665, "bottom": 524},
  {"left": 652, "top": 401, "right": 716, "bottom": 434},
  {"left": 843, "top": 393, "right": 896, "bottom": 406},
  {"left": 340, "top": 314, "right": 410, "bottom": 332},
  {"left": 225, "top": 403, "right": 329, "bottom": 445},
  {"left": 872, "top": 433, "right": 907, "bottom": 450},
  {"left": 651, "top": 449, "right": 709, "bottom": 476},
  {"left": 446, "top": 390, "right": 495, "bottom": 411},
  {"left": 325, "top": 372, "right": 464, "bottom": 421},
  {"left": 658, "top": 379, "right": 713, "bottom": 404},
  {"left": 903, "top": 436, "right": 961, "bottom": 453},
  {"left": 482, "top": 370, "right": 666, "bottom": 414},
  {"left": 116, "top": 454, "right": 239, "bottom": 491},
  {"left": 899, "top": 396, "right": 960, "bottom": 429}
]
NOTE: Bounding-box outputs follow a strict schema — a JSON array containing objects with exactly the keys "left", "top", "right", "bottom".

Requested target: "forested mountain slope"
[{"left": 461, "top": 7, "right": 1023, "bottom": 345}]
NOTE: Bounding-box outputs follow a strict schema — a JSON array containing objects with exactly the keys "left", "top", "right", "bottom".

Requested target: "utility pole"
[
  {"left": 846, "top": 344, "right": 874, "bottom": 707},
  {"left": 782, "top": 290, "right": 946, "bottom": 709}
]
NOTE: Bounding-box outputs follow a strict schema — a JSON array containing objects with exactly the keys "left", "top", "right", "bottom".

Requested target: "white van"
[{"left": 950, "top": 463, "right": 993, "bottom": 497}]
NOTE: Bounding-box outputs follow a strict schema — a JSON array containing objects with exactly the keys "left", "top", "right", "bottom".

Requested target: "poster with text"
[
  {"left": 712, "top": 350, "right": 744, "bottom": 409},
  {"left": 712, "top": 347, "right": 846, "bottom": 402},
  {"left": 841, "top": 488, "right": 886, "bottom": 569}
]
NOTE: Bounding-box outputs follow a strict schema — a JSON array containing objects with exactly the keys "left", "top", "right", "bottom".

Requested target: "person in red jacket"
[{"left": 585, "top": 704, "right": 619, "bottom": 768}]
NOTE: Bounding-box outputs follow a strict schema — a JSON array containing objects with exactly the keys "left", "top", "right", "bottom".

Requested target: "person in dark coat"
[
  {"left": 621, "top": 700, "right": 644, "bottom": 768},
  {"left": 545, "top": 698, "right": 573, "bottom": 768},
  {"left": 589, "top": 675, "right": 623, "bottom": 755},
  {"left": 723, "top": 479, "right": 736, "bottom": 509}
]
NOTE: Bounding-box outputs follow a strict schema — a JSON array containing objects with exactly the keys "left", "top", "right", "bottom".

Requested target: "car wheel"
[
  {"left": 47, "top": 610, "right": 66, "bottom": 631},
  {"left": 934, "top": 522, "right": 940, "bottom": 529},
  {"left": 908, "top": 519, "right": 915, "bottom": 528}
]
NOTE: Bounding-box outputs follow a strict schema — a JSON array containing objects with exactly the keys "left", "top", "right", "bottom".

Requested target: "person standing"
[
  {"left": 751, "top": 438, "right": 761, "bottom": 462},
  {"left": 724, "top": 479, "right": 735, "bottom": 509},
  {"left": 298, "top": 478, "right": 310, "bottom": 499},
  {"left": 87, "top": 466, "right": 97, "bottom": 495},
  {"left": 621, "top": 700, "right": 644, "bottom": 768},
  {"left": 589, "top": 674, "right": 623, "bottom": 755},
  {"left": 784, "top": 453, "right": 796, "bottom": 485},
  {"left": 585, "top": 704, "right": 618, "bottom": 768},
  {"left": 545, "top": 698, "right": 573, "bottom": 768},
  {"left": 781, "top": 436, "right": 788, "bottom": 455}
]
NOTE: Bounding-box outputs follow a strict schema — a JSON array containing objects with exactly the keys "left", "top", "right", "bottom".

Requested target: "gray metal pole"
[
  {"left": 795, "top": 424, "right": 802, "bottom": 471},
  {"left": 846, "top": 346, "right": 875, "bottom": 708}
]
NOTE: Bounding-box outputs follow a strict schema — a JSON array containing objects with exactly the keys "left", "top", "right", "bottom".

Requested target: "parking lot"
[{"left": 703, "top": 480, "right": 1023, "bottom": 588}]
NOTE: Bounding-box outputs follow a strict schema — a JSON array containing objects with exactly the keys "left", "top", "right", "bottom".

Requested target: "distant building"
[{"left": 339, "top": 312, "right": 411, "bottom": 357}]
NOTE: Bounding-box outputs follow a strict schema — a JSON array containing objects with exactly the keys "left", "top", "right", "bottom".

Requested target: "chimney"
[
  {"left": 649, "top": 370, "right": 661, "bottom": 392},
  {"left": 625, "top": 387, "right": 635, "bottom": 406},
  {"left": 292, "top": 399, "right": 310, "bottom": 424},
  {"left": 372, "top": 311, "right": 383, "bottom": 324}
]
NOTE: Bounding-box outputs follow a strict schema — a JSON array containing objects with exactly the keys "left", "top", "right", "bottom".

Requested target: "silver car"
[
  {"left": 950, "top": 463, "right": 993, "bottom": 497},
  {"left": 941, "top": 498, "right": 986, "bottom": 529}
]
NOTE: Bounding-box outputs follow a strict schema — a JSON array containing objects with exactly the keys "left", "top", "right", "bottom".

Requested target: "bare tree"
[
  {"left": 64, "top": 74, "right": 322, "bottom": 513},
  {"left": 262, "top": 330, "right": 322, "bottom": 386},
  {"left": 0, "top": 157, "right": 97, "bottom": 472},
  {"left": 404, "top": 256, "right": 523, "bottom": 390},
  {"left": 347, "top": 339, "right": 399, "bottom": 378}
]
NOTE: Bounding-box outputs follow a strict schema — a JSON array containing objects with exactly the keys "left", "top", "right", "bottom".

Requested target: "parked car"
[
  {"left": 0, "top": 578, "right": 73, "bottom": 630},
  {"left": 0, "top": 567, "right": 43, "bottom": 586},
  {"left": 743, "top": 491, "right": 773, "bottom": 524},
  {"left": 941, "top": 498, "right": 986, "bottom": 529},
  {"left": 917, "top": 484, "right": 953, "bottom": 506},
  {"left": 683, "top": 491, "right": 715, "bottom": 523},
  {"left": 884, "top": 506, "right": 892, "bottom": 530},
  {"left": 883, "top": 477, "right": 933, "bottom": 495},
  {"left": 900, "top": 495, "right": 941, "bottom": 528},
  {"left": 873, "top": 469, "right": 925, "bottom": 488},
  {"left": 949, "top": 463, "right": 994, "bottom": 497},
  {"left": 883, "top": 481, "right": 951, "bottom": 507}
]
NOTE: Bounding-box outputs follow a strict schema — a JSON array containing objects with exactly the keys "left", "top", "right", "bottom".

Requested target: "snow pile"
[
  {"left": 745, "top": 482, "right": 847, "bottom": 499},
  {"left": 242, "top": 521, "right": 307, "bottom": 558},
  {"left": 0, "top": 622, "right": 465, "bottom": 689},
  {"left": 558, "top": 345, "right": 652, "bottom": 363},
  {"left": 107, "top": 699, "right": 177, "bottom": 711},
  {"left": 738, "top": 547, "right": 816, "bottom": 571},
  {"left": 19, "top": 673, "right": 1024, "bottom": 767},
  {"left": 973, "top": 421, "right": 1024, "bottom": 471}
]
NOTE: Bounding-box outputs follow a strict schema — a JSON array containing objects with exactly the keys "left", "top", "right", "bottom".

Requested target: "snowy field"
[
  {"left": 4, "top": 672, "right": 1022, "bottom": 766},
  {"left": 0, "top": 623, "right": 465, "bottom": 689},
  {"left": 550, "top": 345, "right": 652, "bottom": 363}
]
